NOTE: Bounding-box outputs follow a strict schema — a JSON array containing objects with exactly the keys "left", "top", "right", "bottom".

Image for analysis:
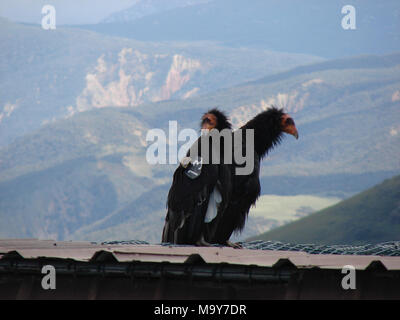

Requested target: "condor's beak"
[
  {"left": 292, "top": 127, "right": 299, "bottom": 140},
  {"left": 286, "top": 125, "right": 299, "bottom": 139}
]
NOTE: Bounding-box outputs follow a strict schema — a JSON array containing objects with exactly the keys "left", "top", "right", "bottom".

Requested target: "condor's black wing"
[
  {"left": 162, "top": 158, "right": 220, "bottom": 245},
  {"left": 162, "top": 132, "right": 233, "bottom": 245},
  {"left": 217, "top": 154, "right": 261, "bottom": 242},
  {"left": 204, "top": 129, "right": 261, "bottom": 245}
]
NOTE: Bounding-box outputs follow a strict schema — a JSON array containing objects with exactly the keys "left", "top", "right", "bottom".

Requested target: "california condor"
[
  {"left": 203, "top": 107, "right": 299, "bottom": 247},
  {"left": 161, "top": 109, "right": 233, "bottom": 245}
]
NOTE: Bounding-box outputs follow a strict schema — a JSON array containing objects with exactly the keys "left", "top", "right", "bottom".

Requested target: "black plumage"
[
  {"left": 162, "top": 106, "right": 298, "bottom": 247},
  {"left": 205, "top": 107, "right": 299, "bottom": 246},
  {"left": 161, "top": 109, "right": 233, "bottom": 245}
]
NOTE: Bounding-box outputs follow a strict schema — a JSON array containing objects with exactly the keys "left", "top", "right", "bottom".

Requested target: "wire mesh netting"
[
  {"left": 101, "top": 240, "right": 400, "bottom": 256},
  {"left": 101, "top": 240, "right": 149, "bottom": 245},
  {"left": 241, "top": 240, "right": 400, "bottom": 256}
]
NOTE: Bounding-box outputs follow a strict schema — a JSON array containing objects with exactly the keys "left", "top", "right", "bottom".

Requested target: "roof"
[
  {"left": 2, "top": 239, "right": 400, "bottom": 299},
  {"left": 1, "top": 239, "right": 400, "bottom": 271}
]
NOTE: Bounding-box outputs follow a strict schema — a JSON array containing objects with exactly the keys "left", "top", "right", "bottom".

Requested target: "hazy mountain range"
[
  {"left": 101, "top": 0, "right": 211, "bottom": 23},
  {"left": 0, "top": 17, "right": 321, "bottom": 147},
  {"left": 82, "top": 0, "right": 400, "bottom": 58}
]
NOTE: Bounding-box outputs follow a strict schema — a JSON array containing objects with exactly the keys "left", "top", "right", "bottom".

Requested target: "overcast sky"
[{"left": 0, "top": 0, "right": 137, "bottom": 25}]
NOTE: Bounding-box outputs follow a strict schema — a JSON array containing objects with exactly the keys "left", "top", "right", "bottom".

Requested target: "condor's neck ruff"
[{"left": 241, "top": 107, "right": 285, "bottom": 158}]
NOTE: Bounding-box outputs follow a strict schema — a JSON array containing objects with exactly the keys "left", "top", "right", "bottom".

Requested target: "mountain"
[
  {"left": 0, "top": 17, "right": 321, "bottom": 146},
  {"left": 80, "top": 0, "right": 400, "bottom": 58},
  {"left": 0, "top": 108, "right": 160, "bottom": 239},
  {"left": 0, "top": 52, "right": 399, "bottom": 242},
  {"left": 249, "top": 174, "right": 400, "bottom": 245},
  {"left": 101, "top": 0, "right": 211, "bottom": 23}
]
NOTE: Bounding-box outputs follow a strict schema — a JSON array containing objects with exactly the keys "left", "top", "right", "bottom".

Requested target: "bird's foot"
[
  {"left": 196, "top": 236, "right": 212, "bottom": 247},
  {"left": 225, "top": 241, "right": 243, "bottom": 249}
]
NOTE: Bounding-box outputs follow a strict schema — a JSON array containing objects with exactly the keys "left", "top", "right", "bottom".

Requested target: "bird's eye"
[{"left": 285, "top": 118, "right": 294, "bottom": 125}]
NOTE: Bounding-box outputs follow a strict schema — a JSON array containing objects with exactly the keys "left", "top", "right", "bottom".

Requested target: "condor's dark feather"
[
  {"left": 240, "top": 107, "right": 285, "bottom": 158},
  {"left": 163, "top": 106, "right": 293, "bottom": 246}
]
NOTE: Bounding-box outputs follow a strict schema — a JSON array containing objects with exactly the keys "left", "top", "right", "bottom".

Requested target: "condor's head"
[
  {"left": 280, "top": 113, "right": 299, "bottom": 140},
  {"left": 201, "top": 108, "right": 232, "bottom": 131}
]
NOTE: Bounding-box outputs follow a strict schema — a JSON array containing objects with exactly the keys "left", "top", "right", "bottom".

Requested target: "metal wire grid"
[{"left": 101, "top": 240, "right": 400, "bottom": 256}]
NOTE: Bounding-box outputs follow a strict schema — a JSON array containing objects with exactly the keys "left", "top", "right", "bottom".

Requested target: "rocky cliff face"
[{"left": 70, "top": 48, "right": 203, "bottom": 115}]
